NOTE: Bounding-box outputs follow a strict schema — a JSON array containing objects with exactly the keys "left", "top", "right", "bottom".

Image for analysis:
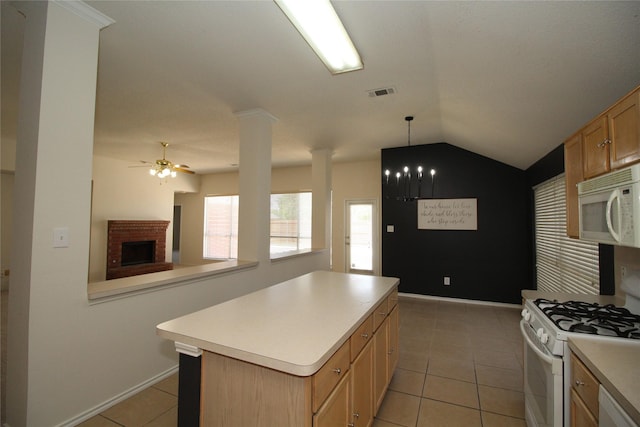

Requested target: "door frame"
[{"left": 344, "top": 199, "right": 379, "bottom": 276}]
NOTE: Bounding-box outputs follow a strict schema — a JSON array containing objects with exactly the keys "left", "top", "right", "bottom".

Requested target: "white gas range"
[{"left": 520, "top": 278, "right": 640, "bottom": 427}]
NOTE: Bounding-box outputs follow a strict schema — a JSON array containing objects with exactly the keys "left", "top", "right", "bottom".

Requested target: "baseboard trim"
[
  {"left": 54, "top": 365, "right": 179, "bottom": 427},
  {"left": 399, "top": 292, "right": 522, "bottom": 309}
]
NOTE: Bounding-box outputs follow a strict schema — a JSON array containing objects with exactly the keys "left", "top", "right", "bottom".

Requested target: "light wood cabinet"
[
  {"left": 314, "top": 373, "right": 351, "bottom": 427},
  {"left": 199, "top": 285, "right": 399, "bottom": 427},
  {"left": 373, "top": 315, "right": 390, "bottom": 413},
  {"left": 582, "top": 116, "right": 610, "bottom": 179},
  {"left": 580, "top": 86, "right": 640, "bottom": 180},
  {"left": 563, "top": 85, "right": 640, "bottom": 236},
  {"left": 372, "top": 299, "right": 388, "bottom": 331},
  {"left": 388, "top": 306, "right": 399, "bottom": 376},
  {"left": 570, "top": 352, "right": 600, "bottom": 427},
  {"left": 350, "top": 315, "right": 373, "bottom": 362},
  {"left": 609, "top": 89, "right": 640, "bottom": 170},
  {"left": 313, "top": 341, "right": 351, "bottom": 412},
  {"left": 564, "top": 133, "right": 584, "bottom": 238},
  {"left": 350, "top": 340, "right": 373, "bottom": 427},
  {"left": 571, "top": 388, "right": 598, "bottom": 427}
]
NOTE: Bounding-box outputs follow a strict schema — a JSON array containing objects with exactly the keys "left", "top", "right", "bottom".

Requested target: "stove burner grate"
[{"left": 534, "top": 298, "right": 640, "bottom": 339}]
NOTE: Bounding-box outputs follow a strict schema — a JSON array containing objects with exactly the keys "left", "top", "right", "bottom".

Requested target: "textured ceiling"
[{"left": 2, "top": 1, "right": 639, "bottom": 174}]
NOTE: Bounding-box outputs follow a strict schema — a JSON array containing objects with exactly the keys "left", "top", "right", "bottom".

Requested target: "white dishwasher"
[{"left": 599, "top": 386, "right": 638, "bottom": 427}]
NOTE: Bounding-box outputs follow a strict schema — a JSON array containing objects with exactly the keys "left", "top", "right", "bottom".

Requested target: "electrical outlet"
[
  {"left": 444, "top": 276, "right": 451, "bottom": 286},
  {"left": 621, "top": 266, "right": 627, "bottom": 280}
]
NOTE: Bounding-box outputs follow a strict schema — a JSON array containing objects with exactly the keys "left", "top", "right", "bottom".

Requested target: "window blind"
[
  {"left": 203, "top": 195, "right": 239, "bottom": 259},
  {"left": 533, "top": 174, "right": 600, "bottom": 295}
]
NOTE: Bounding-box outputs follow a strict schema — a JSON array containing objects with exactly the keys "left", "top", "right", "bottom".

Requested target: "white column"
[
  {"left": 7, "top": 2, "right": 113, "bottom": 425},
  {"left": 235, "top": 109, "right": 278, "bottom": 262},
  {"left": 311, "top": 149, "right": 333, "bottom": 250}
]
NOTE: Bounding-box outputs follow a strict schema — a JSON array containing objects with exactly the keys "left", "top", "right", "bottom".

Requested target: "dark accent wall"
[{"left": 382, "top": 143, "right": 529, "bottom": 304}]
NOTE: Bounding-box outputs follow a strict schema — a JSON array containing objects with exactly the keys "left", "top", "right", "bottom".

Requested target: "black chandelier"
[{"left": 383, "top": 116, "right": 436, "bottom": 201}]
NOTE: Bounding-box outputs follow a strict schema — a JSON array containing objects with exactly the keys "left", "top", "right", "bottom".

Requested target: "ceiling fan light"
[
  {"left": 149, "top": 168, "right": 157, "bottom": 176},
  {"left": 171, "top": 170, "right": 177, "bottom": 178}
]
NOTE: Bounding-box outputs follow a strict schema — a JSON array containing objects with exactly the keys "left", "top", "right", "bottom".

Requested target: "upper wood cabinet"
[
  {"left": 564, "top": 85, "right": 640, "bottom": 236},
  {"left": 580, "top": 86, "right": 640, "bottom": 179},
  {"left": 582, "top": 116, "right": 610, "bottom": 178},
  {"left": 609, "top": 89, "right": 640, "bottom": 170},
  {"left": 564, "top": 134, "right": 584, "bottom": 238}
]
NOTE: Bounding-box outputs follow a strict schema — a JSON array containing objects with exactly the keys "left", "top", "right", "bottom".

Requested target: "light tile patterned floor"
[{"left": 10, "top": 295, "right": 524, "bottom": 427}]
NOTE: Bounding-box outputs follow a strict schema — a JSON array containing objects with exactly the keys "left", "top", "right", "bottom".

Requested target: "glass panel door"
[{"left": 346, "top": 200, "right": 376, "bottom": 275}]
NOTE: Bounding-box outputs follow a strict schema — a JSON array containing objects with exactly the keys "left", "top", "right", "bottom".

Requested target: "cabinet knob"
[
  {"left": 575, "top": 380, "right": 585, "bottom": 386},
  {"left": 348, "top": 424, "right": 355, "bottom": 427},
  {"left": 333, "top": 368, "right": 342, "bottom": 375},
  {"left": 353, "top": 412, "right": 360, "bottom": 419},
  {"left": 361, "top": 333, "right": 369, "bottom": 339},
  {"left": 597, "top": 138, "right": 611, "bottom": 148}
]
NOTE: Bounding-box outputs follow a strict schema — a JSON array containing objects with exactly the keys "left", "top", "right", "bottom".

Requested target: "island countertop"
[{"left": 156, "top": 270, "right": 399, "bottom": 376}]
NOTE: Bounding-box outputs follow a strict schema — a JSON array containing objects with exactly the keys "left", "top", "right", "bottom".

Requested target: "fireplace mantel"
[{"left": 107, "top": 220, "right": 173, "bottom": 280}]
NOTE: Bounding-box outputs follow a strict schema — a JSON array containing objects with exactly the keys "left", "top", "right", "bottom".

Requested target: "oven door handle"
[{"left": 520, "top": 320, "right": 555, "bottom": 365}]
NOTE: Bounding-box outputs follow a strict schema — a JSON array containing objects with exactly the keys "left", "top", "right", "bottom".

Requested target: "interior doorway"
[
  {"left": 345, "top": 199, "right": 378, "bottom": 275},
  {"left": 172, "top": 205, "right": 182, "bottom": 264}
]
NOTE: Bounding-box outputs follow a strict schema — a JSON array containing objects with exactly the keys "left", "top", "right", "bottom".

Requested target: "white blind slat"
[{"left": 534, "top": 174, "right": 599, "bottom": 295}]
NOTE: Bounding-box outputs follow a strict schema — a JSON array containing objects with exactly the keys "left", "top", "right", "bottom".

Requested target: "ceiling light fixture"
[
  {"left": 383, "top": 117, "right": 437, "bottom": 200},
  {"left": 275, "top": 0, "right": 363, "bottom": 74},
  {"left": 148, "top": 142, "right": 193, "bottom": 179}
]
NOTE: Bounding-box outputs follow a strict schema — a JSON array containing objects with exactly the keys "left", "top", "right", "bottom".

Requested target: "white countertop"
[
  {"left": 569, "top": 336, "right": 640, "bottom": 425},
  {"left": 156, "top": 270, "right": 399, "bottom": 376}
]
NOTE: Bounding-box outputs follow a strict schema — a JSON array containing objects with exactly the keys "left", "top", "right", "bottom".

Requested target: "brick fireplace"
[{"left": 106, "top": 220, "right": 173, "bottom": 280}]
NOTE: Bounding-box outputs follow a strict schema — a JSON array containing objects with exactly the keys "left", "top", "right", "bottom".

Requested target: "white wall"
[
  {"left": 332, "top": 159, "right": 382, "bottom": 273},
  {"left": 175, "top": 161, "right": 382, "bottom": 270},
  {"left": 614, "top": 246, "right": 640, "bottom": 296},
  {"left": 4, "top": 4, "right": 329, "bottom": 425},
  {"left": 89, "top": 155, "right": 199, "bottom": 281}
]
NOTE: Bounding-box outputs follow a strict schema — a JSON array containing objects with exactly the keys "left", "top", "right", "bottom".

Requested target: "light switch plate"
[{"left": 53, "top": 227, "right": 69, "bottom": 248}]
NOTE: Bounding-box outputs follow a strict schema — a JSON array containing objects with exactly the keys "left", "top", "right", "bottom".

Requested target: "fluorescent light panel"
[{"left": 275, "top": 0, "right": 363, "bottom": 74}]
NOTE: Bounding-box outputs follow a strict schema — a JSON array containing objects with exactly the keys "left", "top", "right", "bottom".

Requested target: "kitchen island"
[{"left": 157, "top": 270, "right": 400, "bottom": 426}]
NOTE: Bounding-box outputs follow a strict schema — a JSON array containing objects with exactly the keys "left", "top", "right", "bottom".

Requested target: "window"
[
  {"left": 203, "top": 192, "right": 312, "bottom": 259},
  {"left": 270, "top": 192, "right": 312, "bottom": 254},
  {"left": 203, "top": 195, "right": 239, "bottom": 259},
  {"left": 534, "top": 174, "right": 599, "bottom": 294}
]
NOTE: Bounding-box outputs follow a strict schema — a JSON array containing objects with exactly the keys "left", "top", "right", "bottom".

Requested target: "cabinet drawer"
[
  {"left": 313, "top": 340, "right": 350, "bottom": 412},
  {"left": 372, "top": 300, "right": 388, "bottom": 332},
  {"left": 350, "top": 314, "right": 373, "bottom": 362},
  {"left": 387, "top": 287, "right": 399, "bottom": 310},
  {"left": 571, "top": 353, "right": 599, "bottom": 419}
]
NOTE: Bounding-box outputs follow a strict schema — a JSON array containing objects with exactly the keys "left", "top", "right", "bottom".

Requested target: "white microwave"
[{"left": 578, "top": 163, "right": 640, "bottom": 248}]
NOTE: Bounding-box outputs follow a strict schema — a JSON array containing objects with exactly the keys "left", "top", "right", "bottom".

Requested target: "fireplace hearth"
[{"left": 106, "top": 220, "right": 173, "bottom": 280}]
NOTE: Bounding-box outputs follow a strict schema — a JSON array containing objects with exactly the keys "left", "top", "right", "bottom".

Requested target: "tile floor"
[{"left": 6, "top": 295, "right": 525, "bottom": 427}]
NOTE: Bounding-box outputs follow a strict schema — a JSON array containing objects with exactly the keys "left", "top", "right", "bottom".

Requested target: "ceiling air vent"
[{"left": 368, "top": 86, "right": 397, "bottom": 97}]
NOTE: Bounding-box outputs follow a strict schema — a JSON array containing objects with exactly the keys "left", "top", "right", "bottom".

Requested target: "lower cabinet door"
[
  {"left": 351, "top": 340, "right": 373, "bottom": 427},
  {"left": 314, "top": 373, "right": 351, "bottom": 427},
  {"left": 387, "top": 306, "right": 399, "bottom": 380},
  {"left": 373, "top": 316, "right": 390, "bottom": 413},
  {"left": 570, "top": 388, "right": 597, "bottom": 427}
]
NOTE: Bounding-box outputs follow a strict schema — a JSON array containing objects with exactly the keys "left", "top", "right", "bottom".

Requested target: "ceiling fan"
[{"left": 145, "top": 142, "right": 195, "bottom": 178}]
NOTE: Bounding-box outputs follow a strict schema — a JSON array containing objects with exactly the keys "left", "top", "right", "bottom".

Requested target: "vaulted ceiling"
[{"left": 2, "top": 1, "right": 639, "bottom": 174}]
